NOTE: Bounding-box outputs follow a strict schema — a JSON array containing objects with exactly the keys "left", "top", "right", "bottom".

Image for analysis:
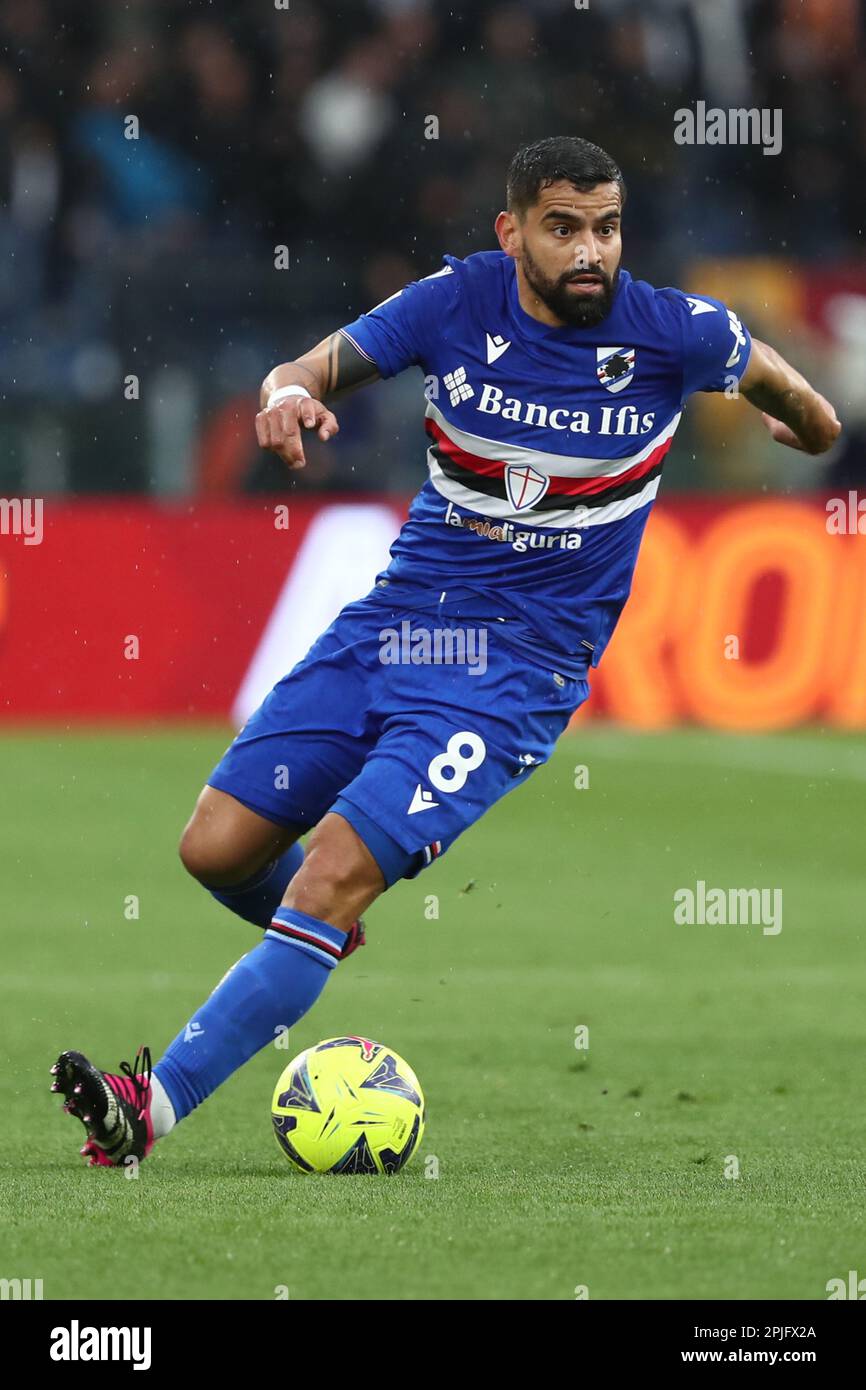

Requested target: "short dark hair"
[{"left": 506, "top": 136, "right": 626, "bottom": 218}]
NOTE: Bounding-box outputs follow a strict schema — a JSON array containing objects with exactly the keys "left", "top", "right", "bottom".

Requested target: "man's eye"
[
  {"left": 599, "top": 225, "right": 615, "bottom": 236},
  {"left": 553, "top": 225, "right": 571, "bottom": 236}
]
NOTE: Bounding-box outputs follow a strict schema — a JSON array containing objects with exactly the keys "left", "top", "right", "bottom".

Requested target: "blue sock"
[
  {"left": 205, "top": 842, "right": 305, "bottom": 928},
  {"left": 154, "top": 907, "right": 346, "bottom": 1123}
]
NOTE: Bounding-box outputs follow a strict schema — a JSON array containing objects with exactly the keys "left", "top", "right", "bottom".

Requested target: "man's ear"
[{"left": 495, "top": 209, "right": 521, "bottom": 259}]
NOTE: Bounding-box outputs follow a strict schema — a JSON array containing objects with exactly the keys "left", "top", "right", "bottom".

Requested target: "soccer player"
[{"left": 53, "top": 136, "right": 840, "bottom": 1167}]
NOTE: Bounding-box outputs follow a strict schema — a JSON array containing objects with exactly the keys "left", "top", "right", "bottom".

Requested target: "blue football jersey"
[{"left": 339, "top": 250, "right": 751, "bottom": 677}]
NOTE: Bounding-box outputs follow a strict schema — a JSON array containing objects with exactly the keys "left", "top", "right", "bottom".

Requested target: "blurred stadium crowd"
[{"left": 1, "top": 0, "right": 864, "bottom": 495}]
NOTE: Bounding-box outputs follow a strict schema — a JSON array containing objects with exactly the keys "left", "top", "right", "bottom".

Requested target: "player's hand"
[
  {"left": 255, "top": 395, "right": 340, "bottom": 470},
  {"left": 760, "top": 393, "right": 841, "bottom": 454}
]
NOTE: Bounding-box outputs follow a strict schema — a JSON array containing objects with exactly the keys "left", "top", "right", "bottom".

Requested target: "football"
[{"left": 271, "top": 1036, "right": 425, "bottom": 1175}]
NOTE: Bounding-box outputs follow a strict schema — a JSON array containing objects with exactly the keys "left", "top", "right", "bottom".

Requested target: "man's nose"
[{"left": 573, "top": 241, "right": 601, "bottom": 269}]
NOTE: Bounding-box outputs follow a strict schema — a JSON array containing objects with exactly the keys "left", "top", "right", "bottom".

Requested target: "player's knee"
[
  {"left": 178, "top": 811, "right": 250, "bottom": 888},
  {"left": 178, "top": 814, "right": 220, "bottom": 884}
]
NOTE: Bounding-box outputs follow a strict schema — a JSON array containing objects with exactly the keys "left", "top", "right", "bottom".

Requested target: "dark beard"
[{"left": 522, "top": 248, "right": 618, "bottom": 328}]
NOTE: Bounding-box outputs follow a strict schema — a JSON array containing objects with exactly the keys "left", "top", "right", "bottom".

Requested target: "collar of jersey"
[{"left": 505, "top": 259, "right": 630, "bottom": 342}]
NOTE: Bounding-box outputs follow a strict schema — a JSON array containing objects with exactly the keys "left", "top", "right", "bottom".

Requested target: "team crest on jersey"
[
  {"left": 596, "top": 347, "right": 635, "bottom": 393},
  {"left": 505, "top": 462, "right": 549, "bottom": 512}
]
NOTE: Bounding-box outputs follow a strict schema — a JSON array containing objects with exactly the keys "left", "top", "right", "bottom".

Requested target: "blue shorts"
[{"left": 208, "top": 586, "right": 589, "bottom": 886}]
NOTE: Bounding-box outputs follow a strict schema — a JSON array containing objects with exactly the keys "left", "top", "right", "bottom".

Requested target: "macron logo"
[
  {"left": 408, "top": 785, "right": 438, "bottom": 815},
  {"left": 486, "top": 332, "right": 511, "bottom": 363}
]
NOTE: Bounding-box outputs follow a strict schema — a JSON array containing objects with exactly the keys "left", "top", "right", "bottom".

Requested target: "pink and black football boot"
[
  {"left": 50, "top": 1045, "right": 155, "bottom": 1168},
  {"left": 340, "top": 918, "right": 366, "bottom": 960}
]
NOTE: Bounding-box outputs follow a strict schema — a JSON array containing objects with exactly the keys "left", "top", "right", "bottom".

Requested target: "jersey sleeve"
[
  {"left": 666, "top": 289, "right": 753, "bottom": 400},
  {"left": 338, "top": 261, "right": 460, "bottom": 380}
]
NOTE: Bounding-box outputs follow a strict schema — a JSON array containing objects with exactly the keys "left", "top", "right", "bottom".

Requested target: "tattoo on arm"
[
  {"left": 326, "top": 335, "right": 338, "bottom": 394},
  {"left": 743, "top": 379, "right": 805, "bottom": 422},
  {"left": 324, "top": 332, "right": 381, "bottom": 396},
  {"left": 740, "top": 336, "right": 838, "bottom": 452},
  {"left": 266, "top": 332, "right": 380, "bottom": 408},
  {"left": 742, "top": 338, "right": 806, "bottom": 424},
  {"left": 293, "top": 361, "right": 322, "bottom": 394}
]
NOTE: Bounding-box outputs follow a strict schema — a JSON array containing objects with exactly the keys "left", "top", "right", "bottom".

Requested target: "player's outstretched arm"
[
  {"left": 740, "top": 337, "right": 841, "bottom": 455},
  {"left": 256, "top": 332, "right": 381, "bottom": 470}
]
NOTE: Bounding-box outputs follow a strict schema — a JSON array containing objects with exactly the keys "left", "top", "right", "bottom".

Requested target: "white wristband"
[{"left": 267, "top": 384, "right": 311, "bottom": 408}]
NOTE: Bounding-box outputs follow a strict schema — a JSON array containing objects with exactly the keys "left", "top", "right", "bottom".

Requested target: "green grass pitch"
[{"left": 1, "top": 725, "right": 863, "bottom": 1301}]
